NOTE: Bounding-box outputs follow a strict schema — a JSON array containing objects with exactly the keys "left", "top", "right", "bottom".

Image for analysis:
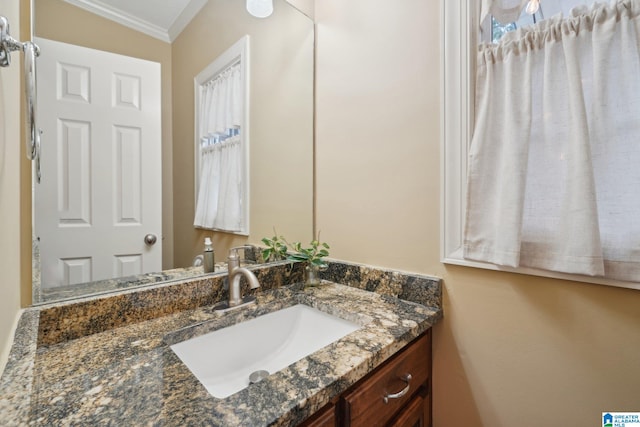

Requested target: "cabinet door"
[
  {"left": 387, "top": 388, "right": 430, "bottom": 427},
  {"left": 299, "top": 403, "right": 335, "bottom": 427}
]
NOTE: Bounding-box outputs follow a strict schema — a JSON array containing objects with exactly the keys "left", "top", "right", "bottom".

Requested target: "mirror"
[{"left": 31, "top": 0, "right": 314, "bottom": 304}]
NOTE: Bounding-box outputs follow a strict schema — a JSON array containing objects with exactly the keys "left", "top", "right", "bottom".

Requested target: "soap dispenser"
[{"left": 203, "top": 237, "right": 215, "bottom": 273}]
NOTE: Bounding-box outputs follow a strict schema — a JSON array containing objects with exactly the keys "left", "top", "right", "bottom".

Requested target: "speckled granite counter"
[{"left": 0, "top": 260, "right": 442, "bottom": 426}]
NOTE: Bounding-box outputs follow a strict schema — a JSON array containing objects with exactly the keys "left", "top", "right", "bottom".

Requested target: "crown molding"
[
  {"left": 167, "top": 0, "right": 207, "bottom": 42},
  {"left": 64, "top": 0, "right": 171, "bottom": 42}
]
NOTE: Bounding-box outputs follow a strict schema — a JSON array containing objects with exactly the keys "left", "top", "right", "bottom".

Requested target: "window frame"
[{"left": 439, "top": 1, "right": 640, "bottom": 290}]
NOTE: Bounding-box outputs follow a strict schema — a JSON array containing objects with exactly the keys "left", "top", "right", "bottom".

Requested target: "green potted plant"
[
  {"left": 260, "top": 230, "right": 289, "bottom": 262},
  {"left": 287, "top": 235, "right": 330, "bottom": 287},
  {"left": 261, "top": 230, "right": 331, "bottom": 287}
]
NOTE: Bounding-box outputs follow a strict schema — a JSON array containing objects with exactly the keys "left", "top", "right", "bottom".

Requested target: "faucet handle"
[{"left": 229, "top": 245, "right": 252, "bottom": 259}]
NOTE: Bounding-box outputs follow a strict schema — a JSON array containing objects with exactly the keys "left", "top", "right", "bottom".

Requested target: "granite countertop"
[{"left": 0, "top": 261, "right": 442, "bottom": 426}]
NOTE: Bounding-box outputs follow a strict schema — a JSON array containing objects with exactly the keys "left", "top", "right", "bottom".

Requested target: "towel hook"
[{"left": 1, "top": 15, "right": 41, "bottom": 166}]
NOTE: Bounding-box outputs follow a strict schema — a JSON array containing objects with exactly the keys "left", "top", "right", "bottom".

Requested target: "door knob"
[{"left": 144, "top": 234, "right": 157, "bottom": 246}]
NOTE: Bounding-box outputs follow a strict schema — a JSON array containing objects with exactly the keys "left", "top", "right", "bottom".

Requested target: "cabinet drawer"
[{"left": 342, "top": 331, "right": 431, "bottom": 427}]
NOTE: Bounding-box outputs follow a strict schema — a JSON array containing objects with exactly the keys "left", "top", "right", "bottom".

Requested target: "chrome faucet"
[{"left": 227, "top": 246, "right": 260, "bottom": 307}]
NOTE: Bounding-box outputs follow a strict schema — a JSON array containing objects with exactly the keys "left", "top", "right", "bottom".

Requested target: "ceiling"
[{"left": 63, "top": 0, "right": 208, "bottom": 43}]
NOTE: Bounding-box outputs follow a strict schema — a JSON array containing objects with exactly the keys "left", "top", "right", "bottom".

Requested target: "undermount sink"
[{"left": 170, "top": 304, "right": 362, "bottom": 399}]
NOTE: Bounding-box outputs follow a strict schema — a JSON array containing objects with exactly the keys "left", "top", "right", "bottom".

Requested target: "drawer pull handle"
[{"left": 383, "top": 373, "right": 412, "bottom": 404}]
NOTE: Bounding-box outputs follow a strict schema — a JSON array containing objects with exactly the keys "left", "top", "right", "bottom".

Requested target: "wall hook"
[{"left": 1, "top": 15, "right": 41, "bottom": 162}]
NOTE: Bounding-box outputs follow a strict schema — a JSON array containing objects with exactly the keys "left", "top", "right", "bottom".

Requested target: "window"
[
  {"left": 483, "top": 0, "right": 593, "bottom": 43},
  {"left": 440, "top": 1, "right": 640, "bottom": 290},
  {"left": 194, "top": 36, "right": 250, "bottom": 235}
]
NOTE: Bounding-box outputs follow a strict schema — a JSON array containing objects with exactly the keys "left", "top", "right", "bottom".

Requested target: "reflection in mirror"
[{"left": 32, "top": 0, "right": 314, "bottom": 305}]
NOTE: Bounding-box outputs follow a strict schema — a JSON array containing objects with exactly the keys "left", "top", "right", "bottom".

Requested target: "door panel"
[
  {"left": 35, "top": 37, "right": 162, "bottom": 288},
  {"left": 114, "top": 125, "right": 142, "bottom": 224},
  {"left": 58, "top": 119, "right": 91, "bottom": 225}
]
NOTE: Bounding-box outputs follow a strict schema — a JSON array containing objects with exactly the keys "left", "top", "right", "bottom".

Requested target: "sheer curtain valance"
[
  {"left": 200, "top": 63, "right": 241, "bottom": 140},
  {"left": 464, "top": 0, "right": 640, "bottom": 282}
]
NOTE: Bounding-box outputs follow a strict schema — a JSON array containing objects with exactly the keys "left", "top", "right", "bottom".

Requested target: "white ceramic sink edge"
[{"left": 170, "top": 304, "right": 362, "bottom": 399}]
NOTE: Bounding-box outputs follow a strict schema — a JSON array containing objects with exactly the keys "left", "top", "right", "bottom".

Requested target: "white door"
[{"left": 35, "top": 37, "right": 162, "bottom": 288}]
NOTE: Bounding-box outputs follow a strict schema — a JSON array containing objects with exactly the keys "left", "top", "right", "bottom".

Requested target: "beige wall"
[
  {"left": 0, "top": 0, "right": 24, "bottom": 372},
  {"left": 33, "top": 0, "right": 175, "bottom": 272},
  {"left": 315, "top": 1, "right": 640, "bottom": 426},
  {"left": 171, "top": 0, "right": 314, "bottom": 267}
]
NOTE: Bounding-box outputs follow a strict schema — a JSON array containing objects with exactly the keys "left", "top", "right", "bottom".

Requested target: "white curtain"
[
  {"left": 194, "top": 63, "right": 244, "bottom": 231},
  {"left": 200, "top": 64, "right": 242, "bottom": 137},
  {"left": 194, "top": 135, "right": 243, "bottom": 231},
  {"left": 464, "top": 0, "right": 640, "bottom": 281}
]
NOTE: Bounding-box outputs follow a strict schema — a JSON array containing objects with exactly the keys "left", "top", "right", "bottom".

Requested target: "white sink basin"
[{"left": 170, "top": 304, "right": 362, "bottom": 398}]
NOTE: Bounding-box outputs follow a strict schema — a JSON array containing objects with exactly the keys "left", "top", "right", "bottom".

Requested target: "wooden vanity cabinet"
[
  {"left": 340, "top": 330, "right": 431, "bottom": 427},
  {"left": 299, "top": 329, "right": 432, "bottom": 427},
  {"left": 299, "top": 402, "right": 337, "bottom": 427}
]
